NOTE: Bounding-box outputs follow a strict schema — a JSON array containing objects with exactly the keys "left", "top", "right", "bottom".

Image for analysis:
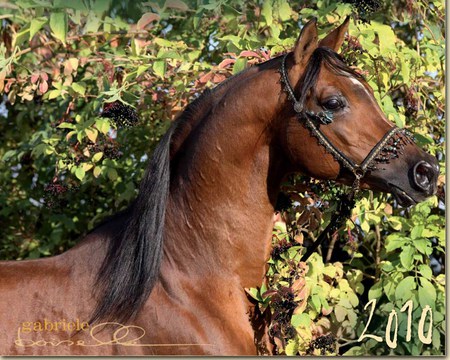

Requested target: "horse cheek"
[{"left": 282, "top": 123, "right": 339, "bottom": 179}]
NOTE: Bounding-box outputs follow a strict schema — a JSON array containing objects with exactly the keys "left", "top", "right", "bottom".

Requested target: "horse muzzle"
[{"left": 388, "top": 155, "right": 439, "bottom": 207}]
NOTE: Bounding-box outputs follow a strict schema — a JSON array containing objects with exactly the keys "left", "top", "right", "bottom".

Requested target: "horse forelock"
[{"left": 296, "top": 47, "right": 365, "bottom": 109}]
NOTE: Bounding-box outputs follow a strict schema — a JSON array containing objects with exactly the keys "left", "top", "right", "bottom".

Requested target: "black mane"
[
  {"left": 90, "top": 49, "right": 353, "bottom": 324},
  {"left": 90, "top": 62, "right": 265, "bottom": 324}
]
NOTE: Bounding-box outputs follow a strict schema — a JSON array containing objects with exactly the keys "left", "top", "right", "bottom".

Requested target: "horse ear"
[
  {"left": 293, "top": 17, "right": 318, "bottom": 65},
  {"left": 318, "top": 16, "right": 350, "bottom": 52}
]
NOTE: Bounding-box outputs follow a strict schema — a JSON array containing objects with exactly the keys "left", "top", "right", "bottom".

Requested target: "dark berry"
[
  {"left": 340, "top": 0, "right": 381, "bottom": 23},
  {"left": 101, "top": 101, "right": 139, "bottom": 128}
]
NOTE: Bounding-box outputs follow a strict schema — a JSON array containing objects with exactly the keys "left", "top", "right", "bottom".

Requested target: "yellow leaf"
[
  {"left": 85, "top": 128, "right": 98, "bottom": 143},
  {"left": 82, "top": 163, "right": 93, "bottom": 172},
  {"left": 92, "top": 152, "right": 103, "bottom": 163},
  {"left": 93, "top": 166, "right": 102, "bottom": 178}
]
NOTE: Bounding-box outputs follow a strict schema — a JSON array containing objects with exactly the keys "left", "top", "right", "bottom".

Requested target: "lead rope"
[{"left": 278, "top": 53, "right": 414, "bottom": 262}]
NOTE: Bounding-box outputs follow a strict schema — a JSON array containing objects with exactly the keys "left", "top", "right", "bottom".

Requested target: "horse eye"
[{"left": 322, "top": 98, "right": 343, "bottom": 111}]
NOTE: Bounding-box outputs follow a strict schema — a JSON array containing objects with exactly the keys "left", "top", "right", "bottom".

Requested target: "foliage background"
[{"left": 0, "top": 0, "right": 445, "bottom": 356}]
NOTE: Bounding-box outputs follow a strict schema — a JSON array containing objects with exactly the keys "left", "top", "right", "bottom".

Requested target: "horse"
[{"left": 0, "top": 17, "right": 439, "bottom": 355}]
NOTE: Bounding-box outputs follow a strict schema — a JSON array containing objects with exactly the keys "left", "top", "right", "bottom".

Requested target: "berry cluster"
[
  {"left": 340, "top": 0, "right": 381, "bottom": 23},
  {"left": 269, "top": 287, "right": 298, "bottom": 344},
  {"left": 341, "top": 34, "right": 365, "bottom": 67},
  {"left": 308, "top": 334, "right": 336, "bottom": 355},
  {"left": 271, "top": 238, "right": 293, "bottom": 258},
  {"left": 88, "top": 139, "right": 123, "bottom": 160},
  {"left": 404, "top": 86, "right": 419, "bottom": 117},
  {"left": 43, "top": 181, "right": 68, "bottom": 209},
  {"left": 101, "top": 101, "right": 139, "bottom": 128}
]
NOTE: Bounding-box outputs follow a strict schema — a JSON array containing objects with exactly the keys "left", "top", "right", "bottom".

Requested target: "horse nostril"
[{"left": 413, "top": 161, "right": 436, "bottom": 193}]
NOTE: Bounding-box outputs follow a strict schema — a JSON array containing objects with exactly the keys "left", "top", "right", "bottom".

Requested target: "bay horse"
[{"left": 0, "top": 18, "right": 439, "bottom": 355}]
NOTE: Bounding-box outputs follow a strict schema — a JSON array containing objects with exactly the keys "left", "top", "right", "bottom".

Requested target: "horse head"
[{"left": 279, "top": 18, "right": 439, "bottom": 206}]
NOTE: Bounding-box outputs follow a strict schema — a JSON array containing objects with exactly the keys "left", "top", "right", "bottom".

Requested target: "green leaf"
[
  {"left": 232, "top": 58, "right": 247, "bottom": 75},
  {"left": 291, "top": 313, "right": 310, "bottom": 328},
  {"left": 32, "top": 143, "right": 50, "bottom": 157},
  {"left": 385, "top": 234, "right": 408, "bottom": 252},
  {"left": 411, "top": 225, "right": 424, "bottom": 239},
  {"left": 2, "top": 149, "right": 17, "bottom": 162},
  {"left": 106, "top": 168, "right": 118, "bottom": 181},
  {"left": 277, "top": 0, "right": 292, "bottom": 21},
  {"left": 371, "top": 21, "right": 397, "bottom": 53},
  {"left": 53, "top": 0, "right": 87, "bottom": 10},
  {"left": 84, "top": 11, "right": 101, "bottom": 33},
  {"left": 92, "top": 0, "right": 112, "bottom": 14},
  {"left": 245, "top": 287, "right": 261, "bottom": 301},
  {"left": 75, "top": 167, "right": 86, "bottom": 181},
  {"left": 13, "top": 25, "right": 30, "bottom": 48},
  {"left": 414, "top": 133, "right": 434, "bottom": 146},
  {"left": 57, "top": 122, "right": 75, "bottom": 129},
  {"left": 418, "top": 265, "right": 432, "bottom": 280},
  {"left": 343, "top": 346, "right": 364, "bottom": 356},
  {"left": 157, "top": 50, "right": 182, "bottom": 60},
  {"left": 95, "top": 119, "right": 111, "bottom": 134},
  {"left": 153, "top": 60, "right": 166, "bottom": 78},
  {"left": 414, "top": 239, "right": 431, "bottom": 254},
  {"left": 49, "top": 12, "right": 67, "bottom": 44},
  {"left": 395, "top": 276, "right": 416, "bottom": 301},
  {"left": 310, "top": 294, "right": 321, "bottom": 312},
  {"left": 29, "top": 17, "right": 47, "bottom": 40},
  {"left": 387, "top": 217, "right": 403, "bottom": 231},
  {"left": 71, "top": 82, "right": 86, "bottom": 96},
  {"left": 368, "top": 281, "right": 383, "bottom": 300},
  {"left": 285, "top": 339, "right": 298, "bottom": 356},
  {"left": 418, "top": 278, "right": 436, "bottom": 308},
  {"left": 381, "top": 261, "right": 394, "bottom": 272},
  {"left": 261, "top": 0, "right": 273, "bottom": 26},
  {"left": 400, "top": 245, "right": 415, "bottom": 270}
]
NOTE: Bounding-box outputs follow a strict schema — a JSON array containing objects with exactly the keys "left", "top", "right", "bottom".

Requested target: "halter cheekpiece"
[{"left": 279, "top": 53, "right": 415, "bottom": 261}]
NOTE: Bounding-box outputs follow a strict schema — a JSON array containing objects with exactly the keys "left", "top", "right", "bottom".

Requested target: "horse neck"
[{"left": 163, "top": 64, "right": 289, "bottom": 288}]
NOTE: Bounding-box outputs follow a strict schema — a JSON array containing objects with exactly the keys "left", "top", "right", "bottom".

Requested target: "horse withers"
[{"left": 0, "top": 18, "right": 438, "bottom": 355}]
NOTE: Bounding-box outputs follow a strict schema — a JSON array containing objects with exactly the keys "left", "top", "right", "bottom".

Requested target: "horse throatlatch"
[{"left": 279, "top": 53, "right": 415, "bottom": 262}]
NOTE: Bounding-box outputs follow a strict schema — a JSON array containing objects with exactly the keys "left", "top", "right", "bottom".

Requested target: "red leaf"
[
  {"left": 199, "top": 72, "right": 212, "bottom": 84},
  {"left": 137, "top": 13, "right": 160, "bottom": 30},
  {"left": 212, "top": 74, "right": 226, "bottom": 83},
  {"left": 31, "top": 73, "right": 39, "bottom": 84},
  {"left": 165, "top": 0, "right": 189, "bottom": 11},
  {"left": 239, "top": 50, "right": 260, "bottom": 58},
  {"left": 218, "top": 59, "right": 235, "bottom": 69},
  {"left": 39, "top": 80, "right": 48, "bottom": 94}
]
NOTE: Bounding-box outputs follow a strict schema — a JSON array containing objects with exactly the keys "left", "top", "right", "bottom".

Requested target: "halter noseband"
[{"left": 279, "top": 53, "right": 414, "bottom": 261}]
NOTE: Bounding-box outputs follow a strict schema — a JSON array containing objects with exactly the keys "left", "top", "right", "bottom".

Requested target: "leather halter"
[{"left": 279, "top": 53, "right": 414, "bottom": 262}]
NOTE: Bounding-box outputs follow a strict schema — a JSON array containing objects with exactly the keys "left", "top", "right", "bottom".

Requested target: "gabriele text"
[{"left": 20, "top": 319, "right": 89, "bottom": 333}]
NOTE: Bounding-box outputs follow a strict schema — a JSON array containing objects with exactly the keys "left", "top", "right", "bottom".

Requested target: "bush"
[{"left": 0, "top": 0, "right": 444, "bottom": 355}]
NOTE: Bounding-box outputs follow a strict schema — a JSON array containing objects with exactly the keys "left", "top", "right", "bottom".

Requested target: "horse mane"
[
  {"left": 90, "top": 63, "right": 263, "bottom": 324},
  {"left": 90, "top": 49, "right": 361, "bottom": 324}
]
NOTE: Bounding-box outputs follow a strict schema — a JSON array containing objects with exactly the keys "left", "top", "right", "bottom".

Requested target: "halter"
[{"left": 279, "top": 53, "right": 415, "bottom": 262}]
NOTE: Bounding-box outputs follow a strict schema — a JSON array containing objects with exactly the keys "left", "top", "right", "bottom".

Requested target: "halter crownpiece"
[{"left": 279, "top": 53, "right": 415, "bottom": 261}]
